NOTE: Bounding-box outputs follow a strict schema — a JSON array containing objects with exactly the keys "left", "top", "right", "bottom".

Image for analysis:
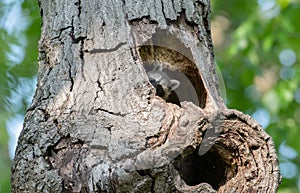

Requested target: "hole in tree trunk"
[
  {"left": 173, "top": 148, "right": 228, "bottom": 190},
  {"left": 138, "top": 30, "right": 207, "bottom": 108}
]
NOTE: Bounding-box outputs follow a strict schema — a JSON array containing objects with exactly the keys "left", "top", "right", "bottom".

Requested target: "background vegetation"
[{"left": 0, "top": 0, "right": 299, "bottom": 192}]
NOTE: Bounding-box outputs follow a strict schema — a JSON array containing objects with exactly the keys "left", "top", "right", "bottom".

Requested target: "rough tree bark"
[{"left": 11, "top": 0, "right": 281, "bottom": 192}]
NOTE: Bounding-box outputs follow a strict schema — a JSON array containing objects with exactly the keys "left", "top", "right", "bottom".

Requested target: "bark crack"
[
  {"left": 75, "top": 0, "right": 82, "bottom": 18},
  {"left": 96, "top": 80, "right": 103, "bottom": 91},
  {"left": 161, "top": 0, "right": 167, "bottom": 22},
  {"left": 94, "top": 108, "right": 127, "bottom": 117},
  {"left": 79, "top": 38, "right": 86, "bottom": 81},
  {"left": 171, "top": 0, "right": 176, "bottom": 16},
  {"left": 50, "top": 26, "right": 72, "bottom": 40},
  {"left": 87, "top": 42, "right": 127, "bottom": 54},
  {"left": 68, "top": 62, "right": 74, "bottom": 92},
  {"left": 70, "top": 16, "right": 86, "bottom": 81},
  {"left": 70, "top": 19, "right": 86, "bottom": 43}
]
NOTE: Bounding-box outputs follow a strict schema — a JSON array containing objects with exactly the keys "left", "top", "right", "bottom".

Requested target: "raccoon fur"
[{"left": 147, "top": 64, "right": 181, "bottom": 106}]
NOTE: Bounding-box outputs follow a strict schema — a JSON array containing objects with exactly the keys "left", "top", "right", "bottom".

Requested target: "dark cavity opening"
[
  {"left": 173, "top": 149, "right": 226, "bottom": 190},
  {"left": 138, "top": 30, "right": 207, "bottom": 108}
]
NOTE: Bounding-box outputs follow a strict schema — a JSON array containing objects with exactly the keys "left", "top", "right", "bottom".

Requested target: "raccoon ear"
[
  {"left": 150, "top": 72, "right": 162, "bottom": 81},
  {"left": 153, "top": 63, "right": 163, "bottom": 72},
  {"left": 170, "top": 79, "right": 180, "bottom": 90}
]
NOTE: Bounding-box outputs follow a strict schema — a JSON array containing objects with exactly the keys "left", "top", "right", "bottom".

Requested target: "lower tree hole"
[{"left": 173, "top": 149, "right": 226, "bottom": 190}]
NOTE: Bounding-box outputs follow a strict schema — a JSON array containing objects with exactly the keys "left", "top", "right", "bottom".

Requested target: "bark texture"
[{"left": 11, "top": 0, "right": 280, "bottom": 192}]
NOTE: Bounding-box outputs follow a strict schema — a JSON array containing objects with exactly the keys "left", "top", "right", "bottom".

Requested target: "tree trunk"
[{"left": 11, "top": 0, "right": 281, "bottom": 192}]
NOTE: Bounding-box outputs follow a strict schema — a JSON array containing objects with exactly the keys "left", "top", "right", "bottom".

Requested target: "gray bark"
[{"left": 11, "top": 0, "right": 280, "bottom": 192}]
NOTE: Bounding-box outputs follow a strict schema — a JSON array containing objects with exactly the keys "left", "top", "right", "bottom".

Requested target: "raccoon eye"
[
  {"left": 155, "top": 85, "right": 165, "bottom": 98},
  {"left": 149, "top": 79, "right": 158, "bottom": 87}
]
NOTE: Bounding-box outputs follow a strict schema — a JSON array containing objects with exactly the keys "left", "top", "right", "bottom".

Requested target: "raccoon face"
[{"left": 147, "top": 64, "right": 180, "bottom": 101}]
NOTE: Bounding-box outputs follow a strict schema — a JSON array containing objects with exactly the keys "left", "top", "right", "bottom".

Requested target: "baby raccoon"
[{"left": 147, "top": 64, "right": 181, "bottom": 106}]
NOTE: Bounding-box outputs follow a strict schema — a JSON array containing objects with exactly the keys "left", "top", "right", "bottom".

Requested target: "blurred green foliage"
[
  {"left": 0, "top": 0, "right": 40, "bottom": 192},
  {"left": 0, "top": 0, "right": 299, "bottom": 192}
]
